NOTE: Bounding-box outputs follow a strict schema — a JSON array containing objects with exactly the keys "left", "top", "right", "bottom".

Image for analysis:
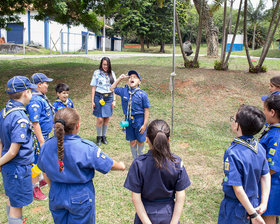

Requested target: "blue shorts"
[
  {"left": 126, "top": 115, "right": 146, "bottom": 143},
  {"left": 263, "top": 175, "right": 280, "bottom": 215},
  {"left": 93, "top": 92, "right": 113, "bottom": 118},
  {"left": 218, "top": 197, "right": 259, "bottom": 224},
  {"left": 49, "top": 181, "right": 95, "bottom": 224},
  {"left": 134, "top": 200, "right": 176, "bottom": 224},
  {"left": 2, "top": 163, "right": 33, "bottom": 207}
]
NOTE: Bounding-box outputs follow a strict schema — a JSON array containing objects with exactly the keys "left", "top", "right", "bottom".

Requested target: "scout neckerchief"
[
  {"left": 233, "top": 137, "right": 258, "bottom": 154},
  {"left": 55, "top": 98, "right": 69, "bottom": 107},
  {"left": 33, "top": 91, "right": 55, "bottom": 115},
  {"left": 126, "top": 86, "right": 140, "bottom": 121},
  {"left": 2, "top": 100, "right": 40, "bottom": 153},
  {"left": 259, "top": 123, "right": 280, "bottom": 141}
]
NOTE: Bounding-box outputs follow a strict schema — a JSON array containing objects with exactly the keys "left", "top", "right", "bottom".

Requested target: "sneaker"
[
  {"left": 39, "top": 179, "right": 48, "bottom": 188},
  {"left": 33, "top": 186, "right": 47, "bottom": 200},
  {"left": 101, "top": 136, "right": 108, "bottom": 145}
]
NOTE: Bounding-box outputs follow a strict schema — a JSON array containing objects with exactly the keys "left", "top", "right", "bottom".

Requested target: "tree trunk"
[
  {"left": 193, "top": 0, "right": 219, "bottom": 57},
  {"left": 220, "top": 0, "right": 228, "bottom": 62},
  {"left": 175, "top": 9, "right": 189, "bottom": 66},
  {"left": 252, "top": 23, "right": 256, "bottom": 50},
  {"left": 146, "top": 38, "right": 150, "bottom": 48},
  {"left": 159, "top": 41, "right": 165, "bottom": 53},
  {"left": 229, "top": 0, "right": 234, "bottom": 34},
  {"left": 243, "top": 0, "right": 253, "bottom": 68},
  {"left": 140, "top": 35, "right": 145, "bottom": 52},
  {"left": 193, "top": 0, "right": 203, "bottom": 64},
  {"left": 224, "top": 0, "right": 243, "bottom": 69}
]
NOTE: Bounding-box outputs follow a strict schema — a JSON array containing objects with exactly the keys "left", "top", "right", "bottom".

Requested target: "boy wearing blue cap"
[
  {"left": 53, "top": 83, "right": 74, "bottom": 113},
  {"left": 26, "top": 72, "right": 54, "bottom": 200},
  {"left": 218, "top": 105, "right": 271, "bottom": 224},
  {"left": 0, "top": 76, "right": 37, "bottom": 224},
  {"left": 110, "top": 70, "right": 150, "bottom": 159}
]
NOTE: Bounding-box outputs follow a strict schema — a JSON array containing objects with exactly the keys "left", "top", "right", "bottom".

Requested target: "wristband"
[{"left": 248, "top": 212, "right": 258, "bottom": 219}]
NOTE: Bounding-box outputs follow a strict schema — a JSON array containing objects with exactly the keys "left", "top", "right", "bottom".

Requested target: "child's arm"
[
  {"left": 132, "top": 192, "right": 152, "bottom": 224},
  {"left": 170, "top": 190, "right": 186, "bottom": 224},
  {"left": 110, "top": 74, "right": 129, "bottom": 92},
  {"left": 0, "top": 143, "right": 21, "bottom": 167},
  {"left": 111, "top": 160, "right": 126, "bottom": 171},
  {"left": 139, "top": 108, "right": 149, "bottom": 134},
  {"left": 43, "top": 172, "right": 51, "bottom": 187},
  {"left": 32, "top": 122, "right": 45, "bottom": 147},
  {"left": 255, "top": 173, "right": 271, "bottom": 215},
  {"left": 112, "top": 92, "right": 116, "bottom": 108},
  {"left": 233, "top": 186, "right": 265, "bottom": 224}
]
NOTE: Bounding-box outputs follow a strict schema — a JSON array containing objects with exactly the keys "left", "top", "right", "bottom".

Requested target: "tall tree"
[
  {"left": 247, "top": 0, "right": 266, "bottom": 50},
  {"left": 192, "top": 0, "right": 219, "bottom": 57}
]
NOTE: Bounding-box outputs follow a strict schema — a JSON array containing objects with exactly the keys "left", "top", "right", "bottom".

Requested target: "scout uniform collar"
[
  {"left": 126, "top": 86, "right": 141, "bottom": 121},
  {"left": 33, "top": 90, "right": 55, "bottom": 115},
  {"left": 55, "top": 98, "right": 69, "bottom": 106},
  {"left": 259, "top": 123, "right": 280, "bottom": 140},
  {"left": 233, "top": 136, "right": 258, "bottom": 154},
  {"left": 2, "top": 99, "right": 26, "bottom": 118}
]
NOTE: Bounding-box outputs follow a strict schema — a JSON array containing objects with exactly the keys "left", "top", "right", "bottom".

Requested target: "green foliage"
[
  {"left": 185, "top": 60, "right": 200, "bottom": 68},
  {"left": 214, "top": 60, "right": 223, "bottom": 70},
  {"left": 249, "top": 65, "right": 267, "bottom": 73}
]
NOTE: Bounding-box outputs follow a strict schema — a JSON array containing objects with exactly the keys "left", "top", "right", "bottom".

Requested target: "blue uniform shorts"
[
  {"left": 218, "top": 197, "right": 259, "bottom": 224},
  {"left": 93, "top": 92, "right": 113, "bottom": 118},
  {"left": 263, "top": 175, "right": 280, "bottom": 215},
  {"left": 2, "top": 163, "right": 33, "bottom": 207},
  {"left": 134, "top": 200, "right": 177, "bottom": 224},
  {"left": 126, "top": 115, "right": 146, "bottom": 143},
  {"left": 49, "top": 181, "right": 95, "bottom": 224}
]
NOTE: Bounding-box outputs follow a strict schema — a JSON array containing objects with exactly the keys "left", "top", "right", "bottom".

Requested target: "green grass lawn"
[{"left": 0, "top": 56, "right": 279, "bottom": 223}]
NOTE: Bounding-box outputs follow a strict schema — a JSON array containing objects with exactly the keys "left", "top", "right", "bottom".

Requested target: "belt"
[
  {"left": 142, "top": 197, "right": 174, "bottom": 203},
  {"left": 96, "top": 92, "right": 112, "bottom": 97}
]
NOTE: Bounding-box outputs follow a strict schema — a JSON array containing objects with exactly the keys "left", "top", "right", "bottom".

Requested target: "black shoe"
[
  {"left": 101, "top": 136, "right": 108, "bottom": 145},
  {"left": 96, "top": 136, "right": 102, "bottom": 146}
]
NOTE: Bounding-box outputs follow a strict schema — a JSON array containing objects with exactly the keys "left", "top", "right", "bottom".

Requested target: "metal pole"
[
  {"left": 103, "top": 15, "right": 106, "bottom": 53},
  {"left": 171, "top": 0, "right": 176, "bottom": 135}
]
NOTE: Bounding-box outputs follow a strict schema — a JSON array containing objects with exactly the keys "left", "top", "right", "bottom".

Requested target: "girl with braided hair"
[
  {"left": 124, "top": 119, "right": 191, "bottom": 224},
  {"left": 37, "top": 107, "right": 125, "bottom": 224}
]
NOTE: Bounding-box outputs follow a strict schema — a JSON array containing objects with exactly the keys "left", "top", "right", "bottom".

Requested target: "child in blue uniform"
[
  {"left": 0, "top": 76, "right": 37, "bottom": 224},
  {"left": 218, "top": 105, "right": 271, "bottom": 224},
  {"left": 261, "top": 76, "right": 280, "bottom": 101},
  {"left": 110, "top": 70, "right": 150, "bottom": 159},
  {"left": 53, "top": 83, "right": 74, "bottom": 113},
  {"left": 259, "top": 95, "right": 280, "bottom": 224},
  {"left": 26, "top": 72, "right": 54, "bottom": 200},
  {"left": 124, "top": 119, "right": 191, "bottom": 224},
  {"left": 37, "top": 107, "right": 125, "bottom": 224}
]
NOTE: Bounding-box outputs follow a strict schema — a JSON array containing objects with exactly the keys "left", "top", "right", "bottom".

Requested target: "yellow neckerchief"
[
  {"left": 55, "top": 98, "right": 69, "bottom": 107},
  {"left": 233, "top": 137, "right": 258, "bottom": 154}
]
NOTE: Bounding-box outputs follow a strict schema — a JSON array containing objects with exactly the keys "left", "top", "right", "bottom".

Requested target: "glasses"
[{"left": 230, "top": 116, "right": 236, "bottom": 122}]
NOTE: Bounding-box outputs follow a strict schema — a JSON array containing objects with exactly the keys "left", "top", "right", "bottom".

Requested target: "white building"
[{"left": 0, "top": 10, "right": 122, "bottom": 52}]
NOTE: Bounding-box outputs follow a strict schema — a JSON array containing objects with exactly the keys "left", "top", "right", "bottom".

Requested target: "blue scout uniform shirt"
[
  {"left": 0, "top": 99, "right": 34, "bottom": 165},
  {"left": 37, "top": 135, "right": 113, "bottom": 183},
  {"left": 124, "top": 150, "right": 191, "bottom": 201},
  {"left": 114, "top": 85, "right": 151, "bottom": 117},
  {"left": 53, "top": 98, "right": 74, "bottom": 113},
  {"left": 259, "top": 124, "right": 280, "bottom": 177},
  {"left": 26, "top": 90, "right": 53, "bottom": 136},
  {"left": 90, "top": 69, "right": 116, "bottom": 94},
  {"left": 222, "top": 136, "right": 269, "bottom": 200}
]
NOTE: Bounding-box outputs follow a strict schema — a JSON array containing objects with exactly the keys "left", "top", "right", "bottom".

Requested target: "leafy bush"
[
  {"left": 214, "top": 60, "right": 228, "bottom": 70},
  {"left": 185, "top": 60, "right": 200, "bottom": 68},
  {"left": 249, "top": 65, "right": 267, "bottom": 73}
]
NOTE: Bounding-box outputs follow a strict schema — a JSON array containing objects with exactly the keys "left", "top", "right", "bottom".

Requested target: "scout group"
[{"left": 0, "top": 57, "right": 279, "bottom": 224}]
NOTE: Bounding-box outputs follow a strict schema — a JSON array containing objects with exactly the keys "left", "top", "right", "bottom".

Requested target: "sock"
[
  {"left": 102, "top": 125, "right": 108, "bottom": 137},
  {"left": 6, "top": 204, "right": 10, "bottom": 217},
  {"left": 96, "top": 126, "right": 102, "bottom": 137},
  {"left": 138, "top": 144, "right": 145, "bottom": 156},
  {"left": 39, "top": 172, "right": 43, "bottom": 181},
  {"left": 8, "top": 216, "right": 22, "bottom": 224},
  {"left": 130, "top": 145, "right": 137, "bottom": 159},
  {"left": 33, "top": 182, "right": 39, "bottom": 188}
]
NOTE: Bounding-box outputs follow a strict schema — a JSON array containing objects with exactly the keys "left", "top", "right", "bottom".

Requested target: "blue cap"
[
  {"left": 6, "top": 76, "right": 37, "bottom": 94},
  {"left": 31, "top": 73, "right": 53, "bottom": 84},
  {"left": 261, "top": 91, "right": 280, "bottom": 101},
  {"left": 128, "top": 70, "right": 141, "bottom": 81}
]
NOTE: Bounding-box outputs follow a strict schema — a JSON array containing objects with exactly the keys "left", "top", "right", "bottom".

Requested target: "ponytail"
[
  {"left": 54, "top": 108, "right": 80, "bottom": 172},
  {"left": 147, "top": 120, "right": 177, "bottom": 169}
]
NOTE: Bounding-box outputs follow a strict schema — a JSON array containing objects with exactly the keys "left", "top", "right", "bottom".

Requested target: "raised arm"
[
  {"left": 132, "top": 192, "right": 152, "bottom": 224},
  {"left": 170, "top": 190, "right": 186, "bottom": 224},
  {"left": 110, "top": 74, "right": 129, "bottom": 92}
]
